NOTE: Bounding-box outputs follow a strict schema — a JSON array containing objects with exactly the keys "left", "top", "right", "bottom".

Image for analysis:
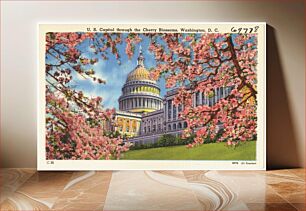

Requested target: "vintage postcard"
[{"left": 38, "top": 23, "right": 266, "bottom": 170}]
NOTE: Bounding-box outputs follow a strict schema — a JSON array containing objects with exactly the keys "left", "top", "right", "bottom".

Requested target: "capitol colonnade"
[
  {"left": 119, "top": 96, "right": 162, "bottom": 111},
  {"left": 163, "top": 86, "right": 234, "bottom": 135},
  {"left": 193, "top": 87, "right": 234, "bottom": 107},
  {"left": 114, "top": 111, "right": 142, "bottom": 137}
]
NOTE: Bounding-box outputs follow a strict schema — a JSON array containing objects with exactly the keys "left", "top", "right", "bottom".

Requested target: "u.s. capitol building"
[{"left": 113, "top": 48, "right": 233, "bottom": 145}]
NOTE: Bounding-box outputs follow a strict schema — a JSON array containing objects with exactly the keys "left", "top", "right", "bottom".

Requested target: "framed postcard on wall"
[{"left": 38, "top": 23, "right": 266, "bottom": 170}]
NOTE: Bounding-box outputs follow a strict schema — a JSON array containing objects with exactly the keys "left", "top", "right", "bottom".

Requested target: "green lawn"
[{"left": 122, "top": 141, "right": 256, "bottom": 160}]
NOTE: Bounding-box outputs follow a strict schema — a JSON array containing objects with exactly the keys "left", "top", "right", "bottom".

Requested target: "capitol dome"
[
  {"left": 118, "top": 47, "right": 163, "bottom": 114},
  {"left": 127, "top": 66, "right": 151, "bottom": 82}
]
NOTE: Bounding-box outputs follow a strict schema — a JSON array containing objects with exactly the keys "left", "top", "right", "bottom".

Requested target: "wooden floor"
[{"left": 0, "top": 169, "right": 304, "bottom": 210}]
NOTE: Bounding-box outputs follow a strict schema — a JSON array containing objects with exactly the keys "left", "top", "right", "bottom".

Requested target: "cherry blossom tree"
[
  {"left": 45, "top": 32, "right": 141, "bottom": 159},
  {"left": 146, "top": 33, "right": 258, "bottom": 147}
]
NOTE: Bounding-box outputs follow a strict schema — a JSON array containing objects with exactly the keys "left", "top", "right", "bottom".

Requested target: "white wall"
[{"left": 1, "top": 1, "right": 304, "bottom": 168}]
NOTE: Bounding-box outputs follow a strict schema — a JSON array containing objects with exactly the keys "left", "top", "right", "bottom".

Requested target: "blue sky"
[{"left": 69, "top": 34, "right": 166, "bottom": 109}]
